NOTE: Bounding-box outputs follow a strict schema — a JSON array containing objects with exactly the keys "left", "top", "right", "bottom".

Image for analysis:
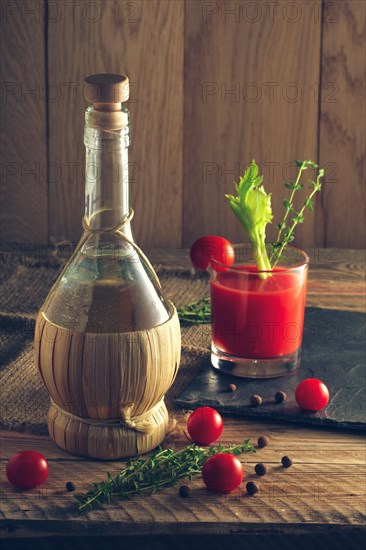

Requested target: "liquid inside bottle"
[{"left": 43, "top": 233, "right": 172, "bottom": 333}]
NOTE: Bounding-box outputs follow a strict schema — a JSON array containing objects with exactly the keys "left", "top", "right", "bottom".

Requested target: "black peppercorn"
[
  {"left": 246, "top": 481, "right": 259, "bottom": 496},
  {"left": 250, "top": 394, "right": 262, "bottom": 407},
  {"left": 254, "top": 463, "right": 267, "bottom": 476},
  {"left": 66, "top": 481, "right": 76, "bottom": 492},
  {"left": 257, "top": 435, "right": 269, "bottom": 448},
  {"left": 281, "top": 456, "right": 293, "bottom": 468},
  {"left": 275, "top": 391, "right": 287, "bottom": 403},
  {"left": 179, "top": 485, "right": 191, "bottom": 498},
  {"left": 227, "top": 383, "right": 237, "bottom": 392}
]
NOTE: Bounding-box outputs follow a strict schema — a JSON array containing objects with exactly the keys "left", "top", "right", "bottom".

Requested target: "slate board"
[{"left": 175, "top": 307, "right": 366, "bottom": 431}]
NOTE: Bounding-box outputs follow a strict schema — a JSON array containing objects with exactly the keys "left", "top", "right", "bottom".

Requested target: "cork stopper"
[{"left": 84, "top": 73, "right": 129, "bottom": 111}]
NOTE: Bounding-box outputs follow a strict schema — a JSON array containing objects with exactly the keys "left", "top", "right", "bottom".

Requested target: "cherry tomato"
[
  {"left": 190, "top": 236, "right": 235, "bottom": 271},
  {"left": 6, "top": 451, "right": 49, "bottom": 490},
  {"left": 187, "top": 407, "right": 223, "bottom": 445},
  {"left": 295, "top": 378, "right": 330, "bottom": 411},
  {"left": 202, "top": 453, "right": 244, "bottom": 493}
]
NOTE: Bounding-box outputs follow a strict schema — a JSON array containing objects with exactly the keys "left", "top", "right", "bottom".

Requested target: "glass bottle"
[{"left": 34, "top": 74, "right": 181, "bottom": 459}]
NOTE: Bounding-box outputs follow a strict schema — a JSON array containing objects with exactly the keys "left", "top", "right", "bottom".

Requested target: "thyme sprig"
[
  {"left": 270, "top": 160, "right": 324, "bottom": 266},
  {"left": 75, "top": 440, "right": 255, "bottom": 511},
  {"left": 177, "top": 296, "right": 211, "bottom": 324}
]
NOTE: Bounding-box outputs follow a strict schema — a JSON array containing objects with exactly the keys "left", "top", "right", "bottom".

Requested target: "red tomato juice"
[{"left": 211, "top": 265, "right": 308, "bottom": 359}]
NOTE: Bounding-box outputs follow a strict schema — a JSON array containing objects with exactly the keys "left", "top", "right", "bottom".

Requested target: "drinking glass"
[{"left": 210, "top": 245, "right": 309, "bottom": 378}]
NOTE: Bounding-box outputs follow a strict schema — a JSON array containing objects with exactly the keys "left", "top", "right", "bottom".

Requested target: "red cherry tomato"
[
  {"left": 6, "top": 451, "right": 49, "bottom": 490},
  {"left": 190, "top": 236, "right": 235, "bottom": 271},
  {"left": 187, "top": 406, "right": 223, "bottom": 445},
  {"left": 202, "top": 453, "right": 244, "bottom": 493},
  {"left": 295, "top": 378, "right": 330, "bottom": 411}
]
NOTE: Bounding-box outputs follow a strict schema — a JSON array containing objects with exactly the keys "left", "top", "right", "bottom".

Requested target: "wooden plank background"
[
  {"left": 319, "top": 0, "right": 366, "bottom": 248},
  {"left": 184, "top": 0, "right": 322, "bottom": 247},
  {"left": 0, "top": 0, "right": 365, "bottom": 249},
  {"left": 47, "top": 0, "right": 183, "bottom": 247},
  {"left": 0, "top": 0, "right": 48, "bottom": 244}
]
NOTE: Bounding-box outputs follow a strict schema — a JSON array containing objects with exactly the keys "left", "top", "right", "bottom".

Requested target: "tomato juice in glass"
[{"left": 210, "top": 247, "right": 309, "bottom": 378}]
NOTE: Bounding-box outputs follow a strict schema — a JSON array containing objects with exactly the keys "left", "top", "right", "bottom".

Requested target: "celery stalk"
[{"left": 225, "top": 160, "right": 272, "bottom": 278}]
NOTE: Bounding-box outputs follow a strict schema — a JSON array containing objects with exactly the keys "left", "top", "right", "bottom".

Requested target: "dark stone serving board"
[{"left": 175, "top": 307, "right": 366, "bottom": 431}]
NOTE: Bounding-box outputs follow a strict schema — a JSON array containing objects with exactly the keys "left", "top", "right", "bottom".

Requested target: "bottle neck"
[{"left": 84, "top": 106, "right": 131, "bottom": 231}]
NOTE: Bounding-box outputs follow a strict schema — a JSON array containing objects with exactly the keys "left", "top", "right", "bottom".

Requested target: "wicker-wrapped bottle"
[{"left": 34, "top": 74, "right": 181, "bottom": 459}]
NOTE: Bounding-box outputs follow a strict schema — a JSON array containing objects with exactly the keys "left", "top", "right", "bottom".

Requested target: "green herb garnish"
[
  {"left": 177, "top": 296, "right": 211, "bottom": 324},
  {"left": 225, "top": 159, "right": 325, "bottom": 272},
  {"left": 76, "top": 440, "right": 256, "bottom": 510},
  {"left": 270, "top": 160, "right": 324, "bottom": 267},
  {"left": 225, "top": 160, "right": 273, "bottom": 276}
]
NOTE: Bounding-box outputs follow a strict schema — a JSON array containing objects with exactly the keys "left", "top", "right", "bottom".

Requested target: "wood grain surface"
[
  {"left": 1, "top": 1, "right": 365, "bottom": 251},
  {"left": 319, "top": 0, "right": 366, "bottom": 249},
  {"left": 0, "top": 421, "right": 365, "bottom": 538},
  {"left": 47, "top": 0, "right": 183, "bottom": 247},
  {"left": 0, "top": 248, "right": 365, "bottom": 541},
  {"left": 183, "top": 0, "right": 322, "bottom": 248},
  {"left": 0, "top": 1, "right": 48, "bottom": 243}
]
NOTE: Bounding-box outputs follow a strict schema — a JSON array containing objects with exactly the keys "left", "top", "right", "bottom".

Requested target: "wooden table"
[{"left": 1, "top": 249, "right": 365, "bottom": 549}]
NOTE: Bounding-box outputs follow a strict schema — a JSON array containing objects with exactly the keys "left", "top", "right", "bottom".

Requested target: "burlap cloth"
[{"left": 0, "top": 251, "right": 212, "bottom": 435}]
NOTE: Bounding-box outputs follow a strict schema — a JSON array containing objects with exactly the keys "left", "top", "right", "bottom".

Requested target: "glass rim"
[{"left": 210, "top": 244, "right": 310, "bottom": 274}]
